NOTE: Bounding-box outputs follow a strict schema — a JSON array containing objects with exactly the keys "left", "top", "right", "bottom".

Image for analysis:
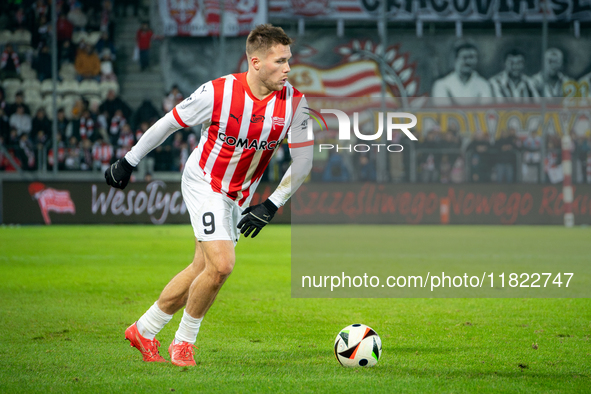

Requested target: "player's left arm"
[{"left": 238, "top": 96, "right": 313, "bottom": 238}]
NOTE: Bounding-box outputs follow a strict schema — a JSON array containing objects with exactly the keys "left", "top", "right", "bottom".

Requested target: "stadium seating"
[
  {"left": 79, "top": 79, "right": 101, "bottom": 96},
  {"left": 40, "top": 79, "right": 54, "bottom": 96},
  {"left": 22, "top": 78, "right": 42, "bottom": 93},
  {"left": 11, "top": 29, "right": 32, "bottom": 46},
  {"left": 2, "top": 78, "right": 22, "bottom": 103},
  {"left": 99, "top": 80, "right": 119, "bottom": 98},
  {"left": 41, "top": 95, "right": 64, "bottom": 119},
  {"left": 59, "top": 63, "right": 77, "bottom": 81},
  {"left": 61, "top": 95, "right": 78, "bottom": 119},
  {"left": 87, "top": 31, "right": 102, "bottom": 46},
  {"left": 57, "top": 80, "right": 80, "bottom": 96},
  {"left": 20, "top": 63, "right": 37, "bottom": 80},
  {"left": 85, "top": 95, "right": 102, "bottom": 109},
  {"left": 0, "top": 30, "right": 12, "bottom": 46},
  {"left": 72, "top": 31, "right": 89, "bottom": 45},
  {"left": 27, "top": 97, "right": 43, "bottom": 115}
]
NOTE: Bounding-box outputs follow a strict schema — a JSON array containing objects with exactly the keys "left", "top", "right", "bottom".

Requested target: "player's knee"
[
  {"left": 215, "top": 259, "right": 234, "bottom": 278},
  {"left": 207, "top": 256, "right": 234, "bottom": 282}
]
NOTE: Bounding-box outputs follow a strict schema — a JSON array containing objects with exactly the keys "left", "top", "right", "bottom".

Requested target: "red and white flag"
[{"left": 28, "top": 182, "right": 76, "bottom": 225}]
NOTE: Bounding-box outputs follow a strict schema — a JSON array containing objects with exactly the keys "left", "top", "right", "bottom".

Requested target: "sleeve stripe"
[
  {"left": 288, "top": 140, "right": 314, "bottom": 149},
  {"left": 172, "top": 107, "right": 189, "bottom": 128}
]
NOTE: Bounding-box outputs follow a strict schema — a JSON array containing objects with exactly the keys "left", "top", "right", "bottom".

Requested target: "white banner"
[
  {"left": 159, "top": 0, "right": 267, "bottom": 37},
  {"left": 269, "top": 0, "right": 591, "bottom": 22}
]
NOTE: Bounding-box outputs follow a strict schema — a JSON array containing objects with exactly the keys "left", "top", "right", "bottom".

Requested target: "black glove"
[
  {"left": 105, "top": 157, "right": 134, "bottom": 189},
  {"left": 237, "top": 199, "right": 278, "bottom": 238}
]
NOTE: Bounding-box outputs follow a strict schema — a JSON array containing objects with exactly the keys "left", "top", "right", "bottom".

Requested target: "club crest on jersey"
[
  {"left": 218, "top": 133, "right": 278, "bottom": 151},
  {"left": 250, "top": 114, "right": 265, "bottom": 123},
  {"left": 272, "top": 116, "right": 285, "bottom": 128}
]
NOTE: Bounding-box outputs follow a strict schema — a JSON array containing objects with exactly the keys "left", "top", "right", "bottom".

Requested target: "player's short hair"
[
  {"left": 454, "top": 41, "right": 478, "bottom": 58},
  {"left": 246, "top": 24, "right": 293, "bottom": 57},
  {"left": 504, "top": 49, "right": 525, "bottom": 61}
]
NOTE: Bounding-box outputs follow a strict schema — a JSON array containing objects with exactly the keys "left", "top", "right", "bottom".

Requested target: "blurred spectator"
[
  {"left": 7, "top": 128, "right": 19, "bottom": 146},
  {"left": 99, "top": 89, "right": 132, "bottom": 119},
  {"left": 440, "top": 154, "right": 451, "bottom": 183},
  {"left": 65, "top": 136, "right": 81, "bottom": 170},
  {"left": 494, "top": 129, "right": 519, "bottom": 183},
  {"left": 187, "top": 132, "right": 198, "bottom": 151},
  {"left": 96, "top": 109, "right": 109, "bottom": 136},
  {"left": 56, "top": 108, "right": 70, "bottom": 140},
  {"left": 134, "top": 120, "right": 155, "bottom": 178},
  {"left": 132, "top": 99, "right": 160, "bottom": 129},
  {"left": 75, "top": 41, "right": 101, "bottom": 81},
  {"left": 56, "top": 13, "right": 74, "bottom": 43},
  {"left": 153, "top": 135, "right": 173, "bottom": 171},
  {"left": 33, "top": 0, "right": 48, "bottom": 21},
  {"left": 574, "top": 134, "right": 590, "bottom": 183},
  {"left": 523, "top": 131, "right": 542, "bottom": 163},
  {"left": 322, "top": 152, "right": 350, "bottom": 182},
  {"left": 100, "top": 49, "right": 116, "bottom": 81},
  {"left": 100, "top": 0, "right": 114, "bottom": 37},
  {"left": 136, "top": 22, "right": 153, "bottom": 71},
  {"left": 388, "top": 130, "right": 405, "bottom": 182},
  {"left": 92, "top": 136, "right": 113, "bottom": 172},
  {"left": 7, "top": 92, "right": 31, "bottom": 116},
  {"left": 32, "top": 14, "right": 50, "bottom": 48},
  {"left": 34, "top": 44, "right": 53, "bottom": 81},
  {"left": 78, "top": 109, "right": 96, "bottom": 141},
  {"left": 31, "top": 107, "right": 51, "bottom": 144},
  {"left": 117, "top": 0, "right": 140, "bottom": 18},
  {"left": 450, "top": 157, "right": 465, "bottom": 183},
  {"left": 162, "top": 85, "right": 183, "bottom": 113},
  {"left": 9, "top": 105, "right": 32, "bottom": 137},
  {"left": 108, "top": 108, "right": 126, "bottom": 145},
  {"left": 71, "top": 97, "right": 88, "bottom": 120},
  {"left": 0, "top": 87, "right": 6, "bottom": 113},
  {"left": 171, "top": 132, "right": 184, "bottom": 171},
  {"left": 116, "top": 123, "right": 134, "bottom": 158},
  {"left": 59, "top": 39, "right": 76, "bottom": 66},
  {"left": 467, "top": 131, "right": 492, "bottom": 182},
  {"left": 80, "top": 138, "right": 94, "bottom": 170},
  {"left": 358, "top": 154, "right": 376, "bottom": 182},
  {"left": 1, "top": 43, "right": 21, "bottom": 80},
  {"left": 47, "top": 133, "right": 66, "bottom": 171},
  {"left": 11, "top": 8, "right": 30, "bottom": 31},
  {"left": 67, "top": 4, "right": 88, "bottom": 31},
  {"left": 419, "top": 131, "right": 439, "bottom": 182},
  {"left": 95, "top": 31, "right": 116, "bottom": 60},
  {"left": 0, "top": 107, "right": 9, "bottom": 141},
  {"left": 544, "top": 137, "right": 562, "bottom": 183},
  {"left": 18, "top": 133, "right": 35, "bottom": 170}
]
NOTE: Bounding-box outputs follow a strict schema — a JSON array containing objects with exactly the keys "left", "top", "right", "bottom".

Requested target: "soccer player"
[
  {"left": 431, "top": 41, "right": 492, "bottom": 100},
  {"left": 105, "top": 24, "right": 313, "bottom": 366}
]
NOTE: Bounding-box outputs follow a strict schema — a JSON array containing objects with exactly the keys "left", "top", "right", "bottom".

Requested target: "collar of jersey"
[{"left": 236, "top": 72, "right": 278, "bottom": 105}]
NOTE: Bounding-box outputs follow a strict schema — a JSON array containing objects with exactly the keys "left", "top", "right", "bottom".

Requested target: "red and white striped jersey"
[{"left": 172, "top": 72, "right": 312, "bottom": 205}]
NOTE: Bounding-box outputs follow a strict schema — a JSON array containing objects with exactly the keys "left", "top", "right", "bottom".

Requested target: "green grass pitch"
[{"left": 0, "top": 225, "right": 590, "bottom": 393}]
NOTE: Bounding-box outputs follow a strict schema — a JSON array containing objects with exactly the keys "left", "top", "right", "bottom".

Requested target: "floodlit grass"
[{"left": 0, "top": 225, "right": 589, "bottom": 393}]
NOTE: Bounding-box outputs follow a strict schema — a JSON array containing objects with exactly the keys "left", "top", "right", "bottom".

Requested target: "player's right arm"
[{"left": 105, "top": 82, "right": 214, "bottom": 189}]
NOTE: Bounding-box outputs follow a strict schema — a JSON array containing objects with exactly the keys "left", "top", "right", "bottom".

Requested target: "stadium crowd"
[
  {"left": 317, "top": 128, "right": 591, "bottom": 184},
  {"left": 0, "top": 0, "right": 185, "bottom": 177},
  {"left": 0, "top": 1, "right": 589, "bottom": 184}
]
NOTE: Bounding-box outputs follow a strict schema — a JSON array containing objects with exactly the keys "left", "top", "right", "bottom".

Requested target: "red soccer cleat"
[
  {"left": 168, "top": 340, "right": 197, "bottom": 366},
  {"left": 125, "top": 322, "right": 167, "bottom": 363}
]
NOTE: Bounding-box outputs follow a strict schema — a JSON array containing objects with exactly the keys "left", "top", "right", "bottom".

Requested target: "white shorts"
[{"left": 181, "top": 170, "right": 245, "bottom": 246}]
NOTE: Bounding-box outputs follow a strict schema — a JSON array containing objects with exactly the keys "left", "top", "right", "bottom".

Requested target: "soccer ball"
[{"left": 334, "top": 323, "right": 382, "bottom": 367}]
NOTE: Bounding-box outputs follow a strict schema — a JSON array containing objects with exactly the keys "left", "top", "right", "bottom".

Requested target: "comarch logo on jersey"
[{"left": 305, "top": 108, "right": 418, "bottom": 153}]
